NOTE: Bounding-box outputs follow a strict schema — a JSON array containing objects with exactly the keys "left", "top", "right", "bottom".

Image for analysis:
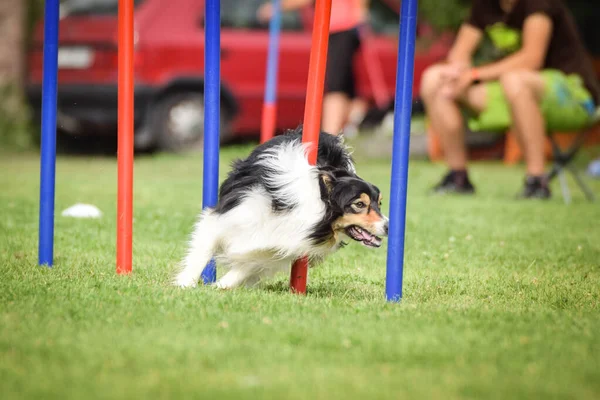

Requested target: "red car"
[{"left": 27, "top": 0, "right": 451, "bottom": 152}]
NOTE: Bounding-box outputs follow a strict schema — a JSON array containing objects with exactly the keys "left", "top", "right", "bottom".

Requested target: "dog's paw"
[
  {"left": 214, "top": 277, "right": 246, "bottom": 290},
  {"left": 214, "top": 279, "right": 234, "bottom": 290},
  {"left": 173, "top": 272, "right": 199, "bottom": 288}
]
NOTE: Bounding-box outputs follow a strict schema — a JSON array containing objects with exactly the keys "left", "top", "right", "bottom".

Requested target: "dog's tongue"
[
  {"left": 356, "top": 228, "right": 382, "bottom": 247},
  {"left": 355, "top": 229, "right": 371, "bottom": 241},
  {"left": 348, "top": 226, "right": 382, "bottom": 247}
]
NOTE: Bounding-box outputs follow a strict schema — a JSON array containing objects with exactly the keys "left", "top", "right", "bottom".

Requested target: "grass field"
[{"left": 1, "top": 143, "right": 599, "bottom": 400}]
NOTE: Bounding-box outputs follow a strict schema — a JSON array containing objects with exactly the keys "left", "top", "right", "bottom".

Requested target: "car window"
[
  {"left": 63, "top": 0, "right": 146, "bottom": 16},
  {"left": 220, "top": 0, "right": 303, "bottom": 31}
]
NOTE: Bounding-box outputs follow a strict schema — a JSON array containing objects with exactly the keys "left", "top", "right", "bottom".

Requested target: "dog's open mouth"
[{"left": 345, "top": 225, "right": 382, "bottom": 248}]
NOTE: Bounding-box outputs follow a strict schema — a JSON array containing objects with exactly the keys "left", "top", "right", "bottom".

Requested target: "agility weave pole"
[
  {"left": 385, "top": 0, "right": 418, "bottom": 301},
  {"left": 116, "top": 0, "right": 135, "bottom": 274},
  {"left": 289, "top": 0, "right": 333, "bottom": 294},
  {"left": 38, "top": 0, "right": 60, "bottom": 267},
  {"left": 200, "top": 0, "right": 221, "bottom": 284},
  {"left": 260, "top": 0, "right": 282, "bottom": 144},
  {"left": 38, "top": 0, "right": 416, "bottom": 302},
  {"left": 115, "top": 0, "right": 222, "bottom": 278}
]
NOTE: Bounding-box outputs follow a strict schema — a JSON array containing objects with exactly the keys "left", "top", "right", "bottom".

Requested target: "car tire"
[{"left": 150, "top": 91, "right": 233, "bottom": 153}]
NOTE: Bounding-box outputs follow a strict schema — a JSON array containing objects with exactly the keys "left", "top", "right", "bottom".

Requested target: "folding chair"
[
  {"left": 426, "top": 108, "right": 600, "bottom": 203},
  {"left": 545, "top": 107, "right": 600, "bottom": 204}
]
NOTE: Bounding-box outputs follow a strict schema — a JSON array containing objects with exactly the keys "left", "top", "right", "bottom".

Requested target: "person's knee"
[
  {"left": 500, "top": 70, "right": 532, "bottom": 101},
  {"left": 420, "top": 64, "right": 445, "bottom": 101}
]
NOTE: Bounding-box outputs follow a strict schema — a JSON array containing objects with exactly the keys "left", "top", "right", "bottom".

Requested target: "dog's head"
[{"left": 320, "top": 170, "right": 389, "bottom": 248}]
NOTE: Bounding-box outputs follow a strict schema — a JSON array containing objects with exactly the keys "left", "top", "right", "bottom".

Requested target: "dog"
[{"left": 174, "top": 127, "right": 388, "bottom": 289}]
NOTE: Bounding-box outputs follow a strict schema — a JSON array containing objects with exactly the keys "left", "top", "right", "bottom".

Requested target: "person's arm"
[
  {"left": 445, "top": 13, "right": 553, "bottom": 99},
  {"left": 280, "top": 0, "right": 313, "bottom": 11},
  {"left": 446, "top": 24, "right": 483, "bottom": 66},
  {"left": 257, "top": 0, "right": 313, "bottom": 22},
  {"left": 474, "top": 13, "right": 553, "bottom": 81}
]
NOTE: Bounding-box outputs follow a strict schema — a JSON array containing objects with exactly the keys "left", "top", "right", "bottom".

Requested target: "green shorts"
[{"left": 467, "top": 69, "right": 596, "bottom": 133}]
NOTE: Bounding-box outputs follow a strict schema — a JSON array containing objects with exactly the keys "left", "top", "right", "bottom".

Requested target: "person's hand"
[
  {"left": 441, "top": 68, "right": 476, "bottom": 99},
  {"left": 436, "top": 62, "right": 467, "bottom": 98},
  {"left": 439, "top": 62, "right": 468, "bottom": 83},
  {"left": 257, "top": 2, "right": 274, "bottom": 23}
]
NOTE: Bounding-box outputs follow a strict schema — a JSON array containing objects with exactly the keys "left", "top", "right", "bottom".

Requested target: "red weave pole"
[
  {"left": 290, "top": 0, "right": 332, "bottom": 294},
  {"left": 260, "top": 103, "right": 277, "bottom": 144},
  {"left": 116, "top": 0, "right": 134, "bottom": 274}
]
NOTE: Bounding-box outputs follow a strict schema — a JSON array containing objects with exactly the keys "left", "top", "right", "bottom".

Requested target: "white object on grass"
[{"left": 61, "top": 203, "right": 102, "bottom": 218}]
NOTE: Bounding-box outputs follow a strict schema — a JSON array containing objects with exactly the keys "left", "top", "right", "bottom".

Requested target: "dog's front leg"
[
  {"left": 215, "top": 267, "right": 257, "bottom": 289},
  {"left": 174, "top": 212, "right": 219, "bottom": 288}
]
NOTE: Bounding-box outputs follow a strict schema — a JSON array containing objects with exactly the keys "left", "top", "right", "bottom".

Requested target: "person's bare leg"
[
  {"left": 342, "top": 97, "right": 368, "bottom": 136},
  {"left": 348, "top": 97, "right": 368, "bottom": 126},
  {"left": 420, "top": 65, "right": 467, "bottom": 169},
  {"left": 420, "top": 65, "right": 487, "bottom": 170},
  {"left": 500, "top": 70, "right": 547, "bottom": 176},
  {"left": 322, "top": 92, "right": 351, "bottom": 135}
]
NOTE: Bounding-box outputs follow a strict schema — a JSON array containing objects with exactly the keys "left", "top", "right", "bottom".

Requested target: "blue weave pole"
[
  {"left": 385, "top": 0, "right": 418, "bottom": 302},
  {"left": 38, "top": 0, "right": 60, "bottom": 267},
  {"left": 264, "top": 0, "right": 281, "bottom": 105},
  {"left": 259, "top": 0, "right": 282, "bottom": 143},
  {"left": 201, "top": 0, "right": 220, "bottom": 284}
]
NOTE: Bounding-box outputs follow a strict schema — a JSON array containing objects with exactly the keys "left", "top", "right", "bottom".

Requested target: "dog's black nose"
[{"left": 384, "top": 223, "right": 389, "bottom": 235}]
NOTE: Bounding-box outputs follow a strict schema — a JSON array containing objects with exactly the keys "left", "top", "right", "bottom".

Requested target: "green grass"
[{"left": 1, "top": 144, "right": 599, "bottom": 400}]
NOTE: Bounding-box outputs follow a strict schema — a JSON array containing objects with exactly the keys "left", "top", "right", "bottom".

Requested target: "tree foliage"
[{"left": 418, "top": 0, "right": 471, "bottom": 32}]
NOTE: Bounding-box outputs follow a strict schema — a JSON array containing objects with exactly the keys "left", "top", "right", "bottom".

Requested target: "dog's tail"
[{"left": 173, "top": 210, "right": 220, "bottom": 288}]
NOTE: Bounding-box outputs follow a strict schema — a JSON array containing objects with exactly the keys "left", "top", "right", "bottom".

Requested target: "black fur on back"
[{"left": 213, "top": 126, "right": 354, "bottom": 214}]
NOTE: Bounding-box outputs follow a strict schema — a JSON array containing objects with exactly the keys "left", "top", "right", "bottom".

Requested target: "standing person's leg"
[
  {"left": 322, "top": 28, "right": 360, "bottom": 135},
  {"left": 322, "top": 94, "right": 351, "bottom": 134},
  {"left": 342, "top": 96, "right": 368, "bottom": 137},
  {"left": 348, "top": 97, "right": 368, "bottom": 126}
]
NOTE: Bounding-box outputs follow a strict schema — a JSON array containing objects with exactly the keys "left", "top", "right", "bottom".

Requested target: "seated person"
[{"left": 421, "top": 0, "right": 600, "bottom": 199}]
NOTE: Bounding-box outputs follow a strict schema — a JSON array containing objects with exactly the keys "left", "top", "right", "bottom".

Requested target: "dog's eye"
[{"left": 355, "top": 201, "right": 366, "bottom": 209}]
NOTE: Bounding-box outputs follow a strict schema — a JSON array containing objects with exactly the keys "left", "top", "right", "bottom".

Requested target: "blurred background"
[{"left": 0, "top": 0, "right": 598, "bottom": 155}]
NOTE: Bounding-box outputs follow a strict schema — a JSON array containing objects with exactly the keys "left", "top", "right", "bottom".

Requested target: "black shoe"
[
  {"left": 432, "top": 170, "right": 475, "bottom": 194},
  {"left": 516, "top": 176, "right": 551, "bottom": 199}
]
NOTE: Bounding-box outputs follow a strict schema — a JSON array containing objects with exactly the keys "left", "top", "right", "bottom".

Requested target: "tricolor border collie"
[{"left": 174, "top": 127, "right": 388, "bottom": 289}]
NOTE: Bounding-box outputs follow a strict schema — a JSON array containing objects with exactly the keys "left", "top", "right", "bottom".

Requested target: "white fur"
[
  {"left": 374, "top": 215, "right": 389, "bottom": 237},
  {"left": 174, "top": 141, "right": 345, "bottom": 289}
]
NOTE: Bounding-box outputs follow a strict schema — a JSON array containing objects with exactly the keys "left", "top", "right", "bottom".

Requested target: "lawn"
[{"left": 1, "top": 142, "right": 599, "bottom": 400}]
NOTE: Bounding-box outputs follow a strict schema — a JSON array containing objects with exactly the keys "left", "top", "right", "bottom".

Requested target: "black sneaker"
[
  {"left": 432, "top": 170, "right": 475, "bottom": 194},
  {"left": 517, "top": 176, "right": 551, "bottom": 199}
]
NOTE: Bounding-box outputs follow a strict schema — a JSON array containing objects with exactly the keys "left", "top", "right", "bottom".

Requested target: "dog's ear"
[
  {"left": 319, "top": 172, "right": 335, "bottom": 193},
  {"left": 331, "top": 168, "right": 354, "bottom": 179}
]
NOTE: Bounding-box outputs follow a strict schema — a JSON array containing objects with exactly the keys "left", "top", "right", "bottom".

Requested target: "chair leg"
[
  {"left": 566, "top": 164, "right": 596, "bottom": 202},
  {"left": 558, "top": 169, "right": 571, "bottom": 205},
  {"left": 547, "top": 129, "right": 597, "bottom": 203},
  {"left": 546, "top": 163, "right": 561, "bottom": 181}
]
